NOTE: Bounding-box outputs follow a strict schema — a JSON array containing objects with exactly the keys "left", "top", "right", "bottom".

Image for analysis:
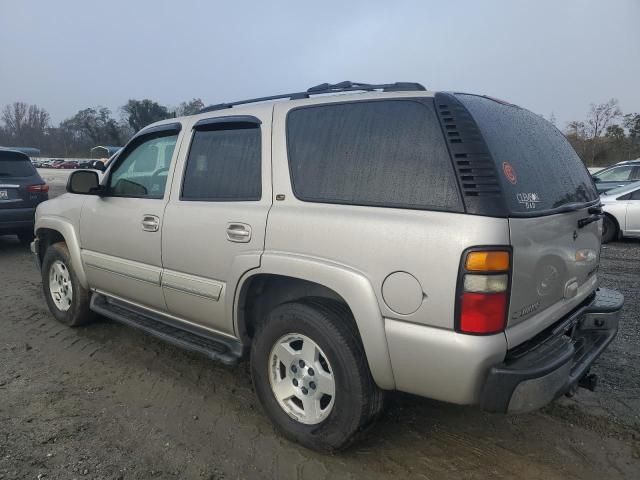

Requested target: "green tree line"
[
  {"left": 1, "top": 96, "right": 638, "bottom": 166},
  {"left": 0, "top": 98, "right": 204, "bottom": 158}
]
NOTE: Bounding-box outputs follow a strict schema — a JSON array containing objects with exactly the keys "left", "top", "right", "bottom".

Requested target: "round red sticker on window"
[{"left": 502, "top": 162, "right": 517, "bottom": 184}]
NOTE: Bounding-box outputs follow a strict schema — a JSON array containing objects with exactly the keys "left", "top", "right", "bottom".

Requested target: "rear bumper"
[
  {"left": 480, "top": 288, "right": 623, "bottom": 413},
  {"left": 0, "top": 207, "right": 36, "bottom": 232}
]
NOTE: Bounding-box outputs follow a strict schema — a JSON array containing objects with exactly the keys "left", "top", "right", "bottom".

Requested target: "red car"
[
  {"left": 55, "top": 161, "right": 79, "bottom": 169},
  {"left": 49, "top": 160, "right": 65, "bottom": 169}
]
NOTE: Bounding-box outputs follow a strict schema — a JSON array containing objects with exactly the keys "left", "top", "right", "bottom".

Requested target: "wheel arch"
[
  {"left": 234, "top": 254, "right": 396, "bottom": 390},
  {"left": 35, "top": 217, "right": 88, "bottom": 288},
  {"left": 603, "top": 212, "right": 621, "bottom": 240}
]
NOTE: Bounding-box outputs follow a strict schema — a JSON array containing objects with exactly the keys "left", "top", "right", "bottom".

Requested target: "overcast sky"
[{"left": 1, "top": 0, "right": 638, "bottom": 127}]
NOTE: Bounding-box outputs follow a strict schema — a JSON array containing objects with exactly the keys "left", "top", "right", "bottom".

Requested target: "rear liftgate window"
[
  {"left": 0, "top": 153, "right": 36, "bottom": 177},
  {"left": 286, "top": 99, "right": 463, "bottom": 212},
  {"left": 456, "top": 94, "right": 598, "bottom": 214}
]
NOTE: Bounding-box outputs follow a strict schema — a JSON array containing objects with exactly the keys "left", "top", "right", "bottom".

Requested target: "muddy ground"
[{"left": 0, "top": 173, "right": 639, "bottom": 479}]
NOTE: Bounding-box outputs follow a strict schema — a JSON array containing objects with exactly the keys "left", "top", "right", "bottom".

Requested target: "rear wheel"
[
  {"left": 250, "top": 298, "right": 384, "bottom": 452},
  {"left": 602, "top": 215, "right": 618, "bottom": 244},
  {"left": 42, "top": 242, "right": 95, "bottom": 327}
]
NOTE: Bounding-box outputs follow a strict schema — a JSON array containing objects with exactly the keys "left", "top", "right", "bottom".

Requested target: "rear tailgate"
[
  {"left": 508, "top": 209, "right": 600, "bottom": 346},
  {"left": 456, "top": 94, "right": 601, "bottom": 348}
]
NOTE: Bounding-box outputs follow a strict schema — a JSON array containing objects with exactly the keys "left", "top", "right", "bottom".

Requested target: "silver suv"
[{"left": 32, "top": 82, "right": 623, "bottom": 451}]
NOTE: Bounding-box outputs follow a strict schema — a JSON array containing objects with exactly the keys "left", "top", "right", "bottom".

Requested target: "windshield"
[
  {"left": 456, "top": 94, "right": 598, "bottom": 215},
  {"left": 0, "top": 158, "right": 37, "bottom": 177}
]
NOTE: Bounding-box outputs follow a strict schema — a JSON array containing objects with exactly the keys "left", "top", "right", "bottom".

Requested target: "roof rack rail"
[{"left": 198, "top": 81, "right": 426, "bottom": 113}]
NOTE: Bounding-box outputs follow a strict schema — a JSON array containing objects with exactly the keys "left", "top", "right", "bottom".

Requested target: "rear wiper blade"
[{"left": 552, "top": 203, "right": 591, "bottom": 214}]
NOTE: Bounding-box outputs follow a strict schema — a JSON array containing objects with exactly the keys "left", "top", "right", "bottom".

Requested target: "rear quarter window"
[
  {"left": 286, "top": 99, "right": 463, "bottom": 212},
  {"left": 456, "top": 94, "right": 598, "bottom": 214}
]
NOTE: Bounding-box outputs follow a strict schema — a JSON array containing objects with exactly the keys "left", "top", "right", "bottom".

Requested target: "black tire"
[
  {"left": 17, "top": 230, "right": 34, "bottom": 245},
  {"left": 42, "top": 242, "right": 95, "bottom": 327},
  {"left": 602, "top": 215, "right": 618, "bottom": 244},
  {"left": 250, "top": 298, "right": 384, "bottom": 452}
]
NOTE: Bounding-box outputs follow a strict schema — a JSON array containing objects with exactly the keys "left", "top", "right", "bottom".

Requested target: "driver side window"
[{"left": 109, "top": 133, "right": 178, "bottom": 198}]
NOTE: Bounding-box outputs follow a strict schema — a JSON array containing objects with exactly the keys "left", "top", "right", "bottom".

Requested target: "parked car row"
[{"left": 34, "top": 159, "right": 106, "bottom": 169}]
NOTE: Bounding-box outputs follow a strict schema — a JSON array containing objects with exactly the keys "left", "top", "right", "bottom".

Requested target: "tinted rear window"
[
  {"left": 286, "top": 99, "right": 463, "bottom": 212},
  {"left": 457, "top": 94, "right": 598, "bottom": 214},
  {"left": 0, "top": 156, "right": 36, "bottom": 177}
]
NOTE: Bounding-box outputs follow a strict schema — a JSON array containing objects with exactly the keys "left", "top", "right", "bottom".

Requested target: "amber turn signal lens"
[{"left": 465, "top": 251, "right": 510, "bottom": 272}]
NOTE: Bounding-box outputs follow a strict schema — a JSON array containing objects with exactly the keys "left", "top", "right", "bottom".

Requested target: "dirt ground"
[{"left": 0, "top": 173, "right": 639, "bottom": 479}]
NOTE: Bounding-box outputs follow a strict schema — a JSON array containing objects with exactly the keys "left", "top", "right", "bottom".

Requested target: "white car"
[{"left": 600, "top": 180, "right": 640, "bottom": 243}]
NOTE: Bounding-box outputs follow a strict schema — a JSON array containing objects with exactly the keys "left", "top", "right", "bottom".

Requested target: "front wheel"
[
  {"left": 42, "top": 242, "right": 95, "bottom": 327},
  {"left": 250, "top": 298, "right": 384, "bottom": 452}
]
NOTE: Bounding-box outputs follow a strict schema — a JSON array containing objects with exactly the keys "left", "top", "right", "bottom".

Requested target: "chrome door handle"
[
  {"left": 141, "top": 215, "right": 160, "bottom": 232},
  {"left": 226, "top": 223, "right": 251, "bottom": 243}
]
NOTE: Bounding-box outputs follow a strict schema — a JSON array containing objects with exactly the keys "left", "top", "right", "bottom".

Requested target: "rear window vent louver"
[{"left": 434, "top": 92, "right": 507, "bottom": 217}]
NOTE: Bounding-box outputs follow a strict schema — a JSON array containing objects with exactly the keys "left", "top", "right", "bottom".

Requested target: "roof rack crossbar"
[{"left": 198, "top": 81, "right": 426, "bottom": 113}]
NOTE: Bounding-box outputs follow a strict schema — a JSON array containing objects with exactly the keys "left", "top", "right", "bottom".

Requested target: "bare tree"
[
  {"left": 564, "top": 120, "right": 588, "bottom": 159},
  {"left": 584, "top": 99, "right": 622, "bottom": 162},
  {"left": 26, "top": 104, "right": 50, "bottom": 134},
  {"left": 1, "top": 102, "right": 50, "bottom": 147},
  {"left": 175, "top": 98, "right": 205, "bottom": 116},
  {"left": 2, "top": 102, "right": 29, "bottom": 137}
]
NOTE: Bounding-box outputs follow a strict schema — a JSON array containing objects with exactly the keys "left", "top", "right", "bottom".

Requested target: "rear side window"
[
  {"left": 182, "top": 125, "right": 261, "bottom": 201},
  {"left": 0, "top": 153, "right": 36, "bottom": 177},
  {"left": 286, "top": 99, "right": 463, "bottom": 212},
  {"left": 457, "top": 94, "right": 598, "bottom": 214}
]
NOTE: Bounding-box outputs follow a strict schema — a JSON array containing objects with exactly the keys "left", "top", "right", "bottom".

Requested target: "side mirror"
[{"left": 67, "top": 170, "right": 101, "bottom": 195}]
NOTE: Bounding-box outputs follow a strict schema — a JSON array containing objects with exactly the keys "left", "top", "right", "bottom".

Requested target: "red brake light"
[
  {"left": 27, "top": 183, "right": 49, "bottom": 193},
  {"left": 459, "top": 292, "right": 507, "bottom": 334},
  {"left": 456, "top": 248, "right": 511, "bottom": 335}
]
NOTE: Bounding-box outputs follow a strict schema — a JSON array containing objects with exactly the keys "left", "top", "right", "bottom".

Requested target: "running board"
[{"left": 90, "top": 293, "right": 243, "bottom": 366}]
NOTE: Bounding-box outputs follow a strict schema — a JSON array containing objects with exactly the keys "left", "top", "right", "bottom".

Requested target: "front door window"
[{"left": 108, "top": 133, "right": 178, "bottom": 198}]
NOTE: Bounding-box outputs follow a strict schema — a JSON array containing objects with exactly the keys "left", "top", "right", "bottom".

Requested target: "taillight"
[
  {"left": 27, "top": 183, "right": 49, "bottom": 193},
  {"left": 456, "top": 248, "right": 511, "bottom": 335}
]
